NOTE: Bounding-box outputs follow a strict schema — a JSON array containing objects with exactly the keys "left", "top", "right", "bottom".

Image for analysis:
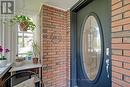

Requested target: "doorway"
[{"left": 70, "top": 0, "right": 111, "bottom": 87}]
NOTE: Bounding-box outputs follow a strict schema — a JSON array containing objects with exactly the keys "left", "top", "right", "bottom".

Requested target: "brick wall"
[
  {"left": 66, "top": 11, "right": 71, "bottom": 87},
  {"left": 41, "top": 5, "right": 70, "bottom": 87},
  {"left": 112, "top": 0, "right": 130, "bottom": 87}
]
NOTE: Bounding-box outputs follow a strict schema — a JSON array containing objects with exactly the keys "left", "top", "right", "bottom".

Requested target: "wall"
[
  {"left": 41, "top": 1, "right": 130, "bottom": 87},
  {"left": 0, "top": 17, "right": 17, "bottom": 62},
  {"left": 41, "top": 5, "right": 70, "bottom": 87},
  {"left": 112, "top": 0, "right": 130, "bottom": 86}
]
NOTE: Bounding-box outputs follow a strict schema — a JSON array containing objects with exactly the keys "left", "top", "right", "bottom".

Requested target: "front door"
[{"left": 71, "top": 0, "right": 111, "bottom": 87}]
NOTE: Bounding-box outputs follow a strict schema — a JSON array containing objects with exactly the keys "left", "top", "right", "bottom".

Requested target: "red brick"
[
  {"left": 123, "top": 0, "right": 130, "bottom": 5},
  {"left": 112, "top": 4, "right": 130, "bottom": 16},
  {"left": 123, "top": 37, "right": 130, "bottom": 43},
  {"left": 112, "top": 0, "right": 130, "bottom": 86},
  {"left": 112, "top": 49, "right": 122, "bottom": 55},
  {"left": 112, "top": 60, "right": 123, "bottom": 67},
  {"left": 124, "top": 63, "right": 130, "bottom": 69},
  {"left": 41, "top": 5, "right": 70, "bottom": 87},
  {"left": 112, "top": 14, "right": 123, "bottom": 21},
  {"left": 112, "top": 0, "right": 121, "bottom": 5},
  {"left": 112, "top": 18, "right": 130, "bottom": 27},
  {"left": 124, "top": 11, "right": 130, "bottom": 18},
  {"left": 112, "top": 55, "right": 130, "bottom": 63},
  {"left": 124, "top": 75, "right": 130, "bottom": 83},
  {"left": 123, "top": 50, "right": 130, "bottom": 56},
  {"left": 112, "top": 26, "right": 122, "bottom": 32},
  {"left": 112, "top": 77, "right": 130, "bottom": 87},
  {"left": 112, "top": 2, "right": 122, "bottom": 11},
  {"left": 112, "top": 71, "right": 123, "bottom": 79},
  {"left": 123, "top": 24, "right": 130, "bottom": 30},
  {"left": 112, "top": 66, "right": 130, "bottom": 77},
  {"left": 112, "top": 38, "right": 122, "bottom": 43},
  {"left": 112, "top": 43, "right": 130, "bottom": 50},
  {"left": 112, "top": 83, "right": 122, "bottom": 87}
]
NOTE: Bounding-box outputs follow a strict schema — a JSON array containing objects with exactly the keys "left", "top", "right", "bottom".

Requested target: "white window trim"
[
  {"left": 0, "top": 14, "right": 41, "bottom": 63},
  {"left": 17, "top": 28, "right": 34, "bottom": 57}
]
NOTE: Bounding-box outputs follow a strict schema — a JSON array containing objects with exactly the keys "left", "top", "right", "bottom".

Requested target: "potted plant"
[
  {"left": 0, "top": 46, "right": 10, "bottom": 67},
  {"left": 10, "top": 15, "right": 36, "bottom": 31},
  {"left": 32, "top": 41, "right": 40, "bottom": 64}
]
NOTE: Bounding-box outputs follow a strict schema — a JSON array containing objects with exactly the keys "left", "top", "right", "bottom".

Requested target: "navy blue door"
[{"left": 70, "top": 0, "right": 111, "bottom": 87}]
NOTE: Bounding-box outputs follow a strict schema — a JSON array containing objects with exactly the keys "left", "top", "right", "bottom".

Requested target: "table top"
[
  {"left": 0, "top": 63, "right": 12, "bottom": 78},
  {"left": 10, "top": 63, "right": 42, "bottom": 72}
]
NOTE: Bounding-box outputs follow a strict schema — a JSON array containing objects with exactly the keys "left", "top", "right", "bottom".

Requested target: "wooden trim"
[{"left": 70, "top": 0, "right": 94, "bottom": 12}]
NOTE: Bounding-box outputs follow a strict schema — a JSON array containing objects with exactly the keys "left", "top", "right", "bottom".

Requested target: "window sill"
[{"left": 9, "top": 63, "right": 42, "bottom": 72}]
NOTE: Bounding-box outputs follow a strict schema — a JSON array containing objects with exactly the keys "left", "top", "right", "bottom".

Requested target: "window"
[
  {"left": 82, "top": 15, "right": 102, "bottom": 81},
  {"left": 17, "top": 28, "right": 33, "bottom": 58}
]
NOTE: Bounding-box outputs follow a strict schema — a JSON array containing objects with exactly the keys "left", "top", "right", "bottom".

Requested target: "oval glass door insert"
[{"left": 82, "top": 15, "right": 101, "bottom": 81}]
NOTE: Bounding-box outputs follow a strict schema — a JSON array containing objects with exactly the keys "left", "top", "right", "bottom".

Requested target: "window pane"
[
  {"left": 18, "top": 32, "right": 33, "bottom": 57},
  {"left": 82, "top": 15, "right": 101, "bottom": 81}
]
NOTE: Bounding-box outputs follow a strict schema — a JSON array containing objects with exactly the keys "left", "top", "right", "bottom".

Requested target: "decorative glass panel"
[{"left": 82, "top": 15, "right": 101, "bottom": 81}]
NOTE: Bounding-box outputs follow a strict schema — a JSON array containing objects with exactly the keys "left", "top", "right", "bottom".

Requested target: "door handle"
[
  {"left": 106, "top": 48, "right": 109, "bottom": 56},
  {"left": 106, "top": 59, "right": 109, "bottom": 78}
]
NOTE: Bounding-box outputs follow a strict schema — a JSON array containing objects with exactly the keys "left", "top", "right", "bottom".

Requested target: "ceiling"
[
  {"left": 15, "top": 0, "right": 43, "bottom": 15},
  {"left": 15, "top": 0, "right": 79, "bottom": 16},
  {"left": 43, "top": 0, "right": 79, "bottom": 10}
]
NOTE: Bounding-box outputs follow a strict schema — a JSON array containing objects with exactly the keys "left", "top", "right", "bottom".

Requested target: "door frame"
[{"left": 70, "top": 0, "right": 111, "bottom": 87}]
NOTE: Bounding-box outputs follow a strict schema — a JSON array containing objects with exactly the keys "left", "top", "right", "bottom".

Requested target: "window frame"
[{"left": 17, "top": 27, "right": 34, "bottom": 58}]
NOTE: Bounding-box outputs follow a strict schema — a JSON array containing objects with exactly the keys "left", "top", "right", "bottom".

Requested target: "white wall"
[{"left": 0, "top": 17, "right": 17, "bottom": 63}]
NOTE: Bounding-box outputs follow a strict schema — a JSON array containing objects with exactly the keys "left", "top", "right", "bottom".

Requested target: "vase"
[
  {"left": 20, "top": 22, "right": 28, "bottom": 31},
  {"left": 0, "top": 60, "right": 7, "bottom": 67},
  {"left": 15, "top": 58, "right": 24, "bottom": 67}
]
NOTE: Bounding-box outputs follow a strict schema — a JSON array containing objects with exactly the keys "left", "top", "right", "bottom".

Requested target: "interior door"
[{"left": 71, "top": 0, "right": 111, "bottom": 87}]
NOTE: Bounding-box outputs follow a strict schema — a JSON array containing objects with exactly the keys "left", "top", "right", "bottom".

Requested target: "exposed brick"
[
  {"left": 123, "top": 0, "right": 130, "bottom": 5},
  {"left": 112, "top": 71, "right": 123, "bottom": 80},
  {"left": 124, "top": 11, "right": 130, "bottom": 18},
  {"left": 123, "top": 37, "right": 130, "bottom": 43},
  {"left": 112, "top": 2, "right": 123, "bottom": 11},
  {"left": 112, "top": 66, "right": 130, "bottom": 77},
  {"left": 112, "top": 60, "right": 123, "bottom": 67},
  {"left": 112, "top": 31, "right": 130, "bottom": 38},
  {"left": 123, "top": 50, "right": 130, "bottom": 56},
  {"left": 124, "top": 75, "right": 130, "bottom": 83},
  {"left": 112, "top": 0, "right": 130, "bottom": 86},
  {"left": 112, "top": 14, "right": 123, "bottom": 21},
  {"left": 112, "top": 82, "right": 122, "bottom": 87},
  {"left": 112, "top": 4, "right": 130, "bottom": 16},
  {"left": 112, "top": 26, "right": 122, "bottom": 32},
  {"left": 112, "top": 49, "right": 122, "bottom": 55},
  {"left": 112, "top": 0, "right": 121, "bottom": 5},
  {"left": 41, "top": 5, "right": 70, "bottom": 87},
  {"left": 112, "top": 77, "right": 130, "bottom": 87},
  {"left": 112, "top": 44, "right": 130, "bottom": 50},
  {"left": 112, "top": 55, "right": 130, "bottom": 63},
  {"left": 123, "top": 24, "right": 130, "bottom": 30},
  {"left": 112, "top": 18, "right": 130, "bottom": 27},
  {"left": 124, "top": 63, "right": 130, "bottom": 69},
  {"left": 112, "top": 38, "right": 122, "bottom": 43}
]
